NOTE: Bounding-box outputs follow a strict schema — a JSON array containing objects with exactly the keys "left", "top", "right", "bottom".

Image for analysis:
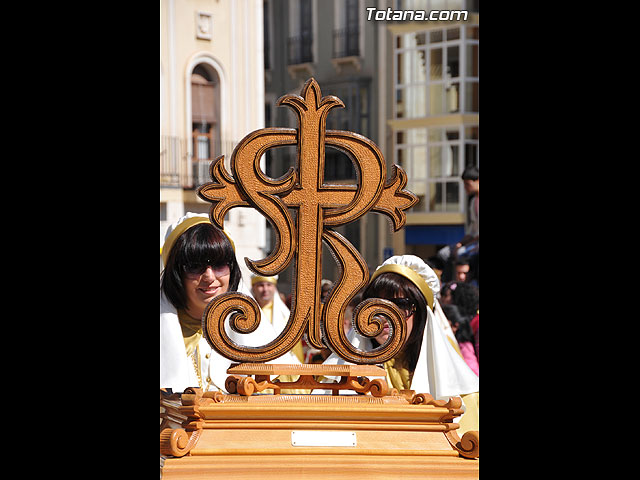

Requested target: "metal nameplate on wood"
[{"left": 291, "top": 430, "right": 357, "bottom": 447}]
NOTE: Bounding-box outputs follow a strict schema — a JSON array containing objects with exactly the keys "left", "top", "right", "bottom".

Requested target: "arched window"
[{"left": 191, "top": 64, "right": 220, "bottom": 186}]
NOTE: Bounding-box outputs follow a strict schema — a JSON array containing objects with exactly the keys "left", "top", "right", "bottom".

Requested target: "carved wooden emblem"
[{"left": 197, "top": 78, "right": 417, "bottom": 364}]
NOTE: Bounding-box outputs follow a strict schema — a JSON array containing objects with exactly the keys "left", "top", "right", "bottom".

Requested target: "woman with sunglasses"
[
  {"left": 160, "top": 213, "right": 243, "bottom": 393},
  {"left": 160, "top": 213, "right": 301, "bottom": 393},
  {"left": 322, "top": 254, "right": 479, "bottom": 434}
]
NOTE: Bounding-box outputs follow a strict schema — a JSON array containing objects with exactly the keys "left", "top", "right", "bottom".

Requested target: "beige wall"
[{"left": 160, "top": 0, "right": 268, "bottom": 282}]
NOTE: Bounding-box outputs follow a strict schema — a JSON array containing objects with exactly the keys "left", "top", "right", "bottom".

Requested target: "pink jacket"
[{"left": 459, "top": 341, "right": 479, "bottom": 376}]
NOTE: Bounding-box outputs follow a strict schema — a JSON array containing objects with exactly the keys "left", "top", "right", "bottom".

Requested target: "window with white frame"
[
  {"left": 394, "top": 24, "right": 478, "bottom": 118},
  {"left": 287, "top": 0, "right": 313, "bottom": 65},
  {"left": 393, "top": 23, "right": 478, "bottom": 213},
  {"left": 396, "top": 125, "right": 478, "bottom": 213},
  {"left": 333, "top": 0, "right": 360, "bottom": 58}
]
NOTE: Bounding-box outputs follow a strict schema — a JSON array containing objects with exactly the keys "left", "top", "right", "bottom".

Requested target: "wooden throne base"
[
  {"left": 160, "top": 364, "right": 478, "bottom": 479},
  {"left": 162, "top": 454, "right": 477, "bottom": 479}
]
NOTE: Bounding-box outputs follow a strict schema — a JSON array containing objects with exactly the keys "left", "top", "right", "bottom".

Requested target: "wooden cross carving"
[{"left": 197, "top": 78, "right": 417, "bottom": 365}]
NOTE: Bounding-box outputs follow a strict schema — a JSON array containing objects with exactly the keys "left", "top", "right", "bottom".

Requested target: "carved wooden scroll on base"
[
  {"left": 197, "top": 78, "right": 418, "bottom": 364},
  {"left": 224, "top": 363, "right": 393, "bottom": 397}
]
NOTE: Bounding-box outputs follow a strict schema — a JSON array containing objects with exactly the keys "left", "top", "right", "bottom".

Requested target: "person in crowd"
[
  {"left": 251, "top": 274, "right": 305, "bottom": 363},
  {"left": 320, "top": 279, "right": 334, "bottom": 303},
  {"left": 426, "top": 256, "right": 445, "bottom": 285},
  {"left": 441, "top": 280, "right": 479, "bottom": 363},
  {"left": 458, "top": 165, "right": 479, "bottom": 286},
  {"left": 470, "top": 311, "right": 479, "bottom": 363},
  {"left": 343, "top": 293, "right": 362, "bottom": 337},
  {"left": 448, "top": 281, "right": 479, "bottom": 319},
  {"left": 440, "top": 281, "right": 455, "bottom": 305},
  {"left": 321, "top": 255, "right": 479, "bottom": 434},
  {"left": 442, "top": 304, "right": 478, "bottom": 376},
  {"left": 459, "top": 165, "right": 479, "bottom": 248},
  {"left": 454, "top": 258, "right": 471, "bottom": 283}
]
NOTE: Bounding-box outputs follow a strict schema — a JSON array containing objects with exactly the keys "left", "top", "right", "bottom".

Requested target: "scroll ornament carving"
[
  {"left": 445, "top": 430, "right": 479, "bottom": 459},
  {"left": 159, "top": 428, "right": 201, "bottom": 457},
  {"left": 160, "top": 387, "right": 206, "bottom": 457}
]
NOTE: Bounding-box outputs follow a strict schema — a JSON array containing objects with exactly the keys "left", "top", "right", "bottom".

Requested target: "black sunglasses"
[
  {"left": 387, "top": 297, "right": 416, "bottom": 316},
  {"left": 182, "top": 259, "right": 230, "bottom": 277}
]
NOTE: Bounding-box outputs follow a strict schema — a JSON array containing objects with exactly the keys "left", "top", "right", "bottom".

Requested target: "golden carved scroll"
[{"left": 197, "top": 78, "right": 417, "bottom": 364}]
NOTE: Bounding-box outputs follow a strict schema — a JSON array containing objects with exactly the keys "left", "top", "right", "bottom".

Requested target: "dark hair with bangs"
[
  {"left": 361, "top": 272, "right": 428, "bottom": 372},
  {"left": 161, "top": 223, "right": 241, "bottom": 311},
  {"left": 441, "top": 304, "right": 474, "bottom": 344}
]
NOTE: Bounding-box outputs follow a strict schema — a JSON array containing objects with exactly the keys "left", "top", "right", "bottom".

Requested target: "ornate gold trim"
[
  {"left": 161, "top": 216, "right": 236, "bottom": 265},
  {"left": 370, "top": 264, "right": 434, "bottom": 311}
]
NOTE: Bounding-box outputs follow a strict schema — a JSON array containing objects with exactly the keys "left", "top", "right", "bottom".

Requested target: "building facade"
[
  {"left": 160, "top": 0, "right": 268, "bottom": 281},
  {"left": 263, "top": 0, "right": 383, "bottom": 292},
  {"left": 382, "top": 0, "right": 479, "bottom": 262},
  {"left": 160, "top": 0, "right": 479, "bottom": 293},
  {"left": 263, "top": 0, "right": 478, "bottom": 292}
]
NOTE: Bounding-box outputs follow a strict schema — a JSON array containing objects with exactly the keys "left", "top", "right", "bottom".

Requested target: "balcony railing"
[
  {"left": 160, "top": 135, "right": 237, "bottom": 189},
  {"left": 287, "top": 34, "right": 313, "bottom": 65},
  {"left": 160, "top": 135, "right": 187, "bottom": 187},
  {"left": 333, "top": 27, "right": 359, "bottom": 58}
]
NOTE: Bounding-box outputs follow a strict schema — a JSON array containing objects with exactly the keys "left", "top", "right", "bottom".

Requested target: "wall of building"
[
  {"left": 264, "top": 0, "right": 383, "bottom": 293},
  {"left": 160, "top": 0, "right": 268, "bottom": 283},
  {"left": 382, "top": 3, "right": 479, "bottom": 266}
]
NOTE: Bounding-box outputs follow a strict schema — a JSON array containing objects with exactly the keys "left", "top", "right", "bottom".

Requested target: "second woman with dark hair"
[{"left": 321, "top": 255, "right": 479, "bottom": 434}]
